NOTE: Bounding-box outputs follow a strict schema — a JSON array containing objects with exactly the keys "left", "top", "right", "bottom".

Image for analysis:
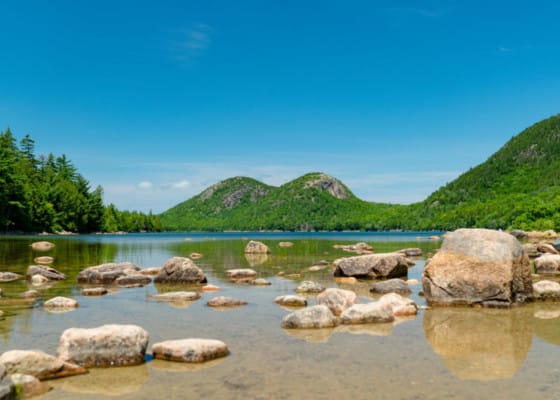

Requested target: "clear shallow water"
[{"left": 1, "top": 232, "right": 560, "bottom": 399}]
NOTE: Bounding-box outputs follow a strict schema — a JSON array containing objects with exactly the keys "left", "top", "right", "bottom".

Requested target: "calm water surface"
[{"left": 1, "top": 232, "right": 560, "bottom": 399}]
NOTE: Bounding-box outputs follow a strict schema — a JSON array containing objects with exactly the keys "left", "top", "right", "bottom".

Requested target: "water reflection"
[
  {"left": 534, "top": 304, "right": 560, "bottom": 346},
  {"left": 423, "top": 307, "right": 534, "bottom": 381}
]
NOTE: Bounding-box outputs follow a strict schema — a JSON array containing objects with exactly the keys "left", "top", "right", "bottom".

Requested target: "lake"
[{"left": 1, "top": 232, "right": 560, "bottom": 399}]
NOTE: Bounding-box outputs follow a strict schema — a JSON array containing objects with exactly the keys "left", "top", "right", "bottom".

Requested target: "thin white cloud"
[
  {"left": 172, "top": 180, "right": 190, "bottom": 189},
  {"left": 498, "top": 46, "right": 512, "bottom": 53},
  {"left": 137, "top": 181, "right": 153, "bottom": 189},
  {"left": 171, "top": 23, "right": 214, "bottom": 62}
]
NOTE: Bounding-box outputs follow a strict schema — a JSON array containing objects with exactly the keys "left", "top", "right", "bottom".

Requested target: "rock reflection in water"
[
  {"left": 150, "top": 357, "right": 226, "bottom": 372},
  {"left": 244, "top": 253, "right": 268, "bottom": 267},
  {"left": 423, "top": 307, "right": 533, "bottom": 381},
  {"left": 51, "top": 362, "right": 148, "bottom": 396},
  {"left": 283, "top": 328, "right": 334, "bottom": 343},
  {"left": 534, "top": 304, "right": 560, "bottom": 346},
  {"left": 335, "top": 322, "right": 394, "bottom": 337}
]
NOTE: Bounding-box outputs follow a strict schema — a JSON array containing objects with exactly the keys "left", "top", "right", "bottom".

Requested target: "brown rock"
[
  {"left": 153, "top": 257, "right": 207, "bottom": 284},
  {"left": 244, "top": 240, "right": 270, "bottom": 254},
  {"left": 534, "top": 254, "right": 560, "bottom": 274},
  {"left": 33, "top": 256, "right": 54, "bottom": 264},
  {"left": 316, "top": 288, "right": 359, "bottom": 316},
  {"left": 0, "top": 350, "right": 86, "bottom": 380},
  {"left": 152, "top": 339, "right": 229, "bottom": 363},
  {"left": 30, "top": 241, "right": 55, "bottom": 251},
  {"left": 333, "top": 253, "right": 413, "bottom": 279}
]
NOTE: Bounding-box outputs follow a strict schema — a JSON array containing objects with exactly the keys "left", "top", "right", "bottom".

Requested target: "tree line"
[{"left": 0, "top": 128, "right": 162, "bottom": 233}]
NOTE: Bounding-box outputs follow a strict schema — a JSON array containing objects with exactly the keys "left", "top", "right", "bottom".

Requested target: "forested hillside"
[{"left": 0, "top": 128, "right": 162, "bottom": 233}]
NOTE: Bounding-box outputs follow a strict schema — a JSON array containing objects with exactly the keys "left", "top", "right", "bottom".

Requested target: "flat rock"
[
  {"left": 81, "top": 287, "right": 108, "bottom": 296},
  {"left": 333, "top": 253, "right": 413, "bottom": 279},
  {"left": 533, "top": 280, "right": 560, "bottom": 300},
  {"left": 27, "top": 265, "right": 66, "bottom": 281},
  {"left": 0, "top": 272, "right": 23, "bottom": 282},
  {"left": 207, "top": 296, "right": 247, "bottom": 307},
  {"left": 0, "top": 350, "right": 86, "bottom": 380},
  {"left": 202, "top": 284, "right": 221, "bottom": 292},
  {"left": 339, "top": 302, "right": 395, "bottom": 324},
  {"left": 139, "top": 267, "right": 161, "bottom": 276},
  {"left": 77, "top": 262, "right": 140, "bottom": 284},
  {"left": 316, "top": 288, "right": 359, "bottom": 316},
  {"left": 152, "top": 339, "right": 229, "bottom": 363},
  {"left": 422, "top": 228, "right": 533, "bottom": 307},
  {"left": 281, "top": 305, "right": 338, "bottom": 329},
  {"left": 370, "top": 279, "right": 412, "bottom": 295},
  {"left": 34, "top": 256, "right": 54, "bottom": 264},
  {"left": 278, "top": 242, "right": 294, "bottom": 248},
  {"left": 151, "top": 291, "right": 200, "bottom": 302},
  {"left": 295, "top": 281, "right": 325, "bottom": 293},
  {"left": 9, "top": 373, "right": 51, "bottom": 397},
  {"left": 31, "top": 274, "right": 49, "bottom": 285},
  {"left": 189, "top": 252, "right": 204, "bottom": 259},
  {"left": 397, "top": 248, "right": 423, "bottom": 257},
  {"left": 244, "top": 240, "right": 270, "bottom": 254},
  {"left": 30, "top": 241, "right": 55, "bottom": 251},
  {"left": 275, "top": 295, "right": 307, "bottom": 307},
  {"left": 250, "top": 278, "right": 271, "bottom": 286},
  {"left": 226, "top": 268, "right": 257, "bottom": 279},
  {"left": 44, "top": 296, "right": 78, "bottom": 309},
  {"left": 115, "top": 274, "right": 152, "bottom": 287},
  {"left": 153, "top": 257, "right": 207, "bottom": 284},
  {"left": 58, "top": 324, "right": 149, "bottom": 367},
  {"left": 534, "top": 254, "right": 560, "bottom": 274},
  {"left": 378, "top": 293, "right": 418, "bottom": 316},
  {"left": 334, "top": 276, "right": 358, "bottom": 284}
]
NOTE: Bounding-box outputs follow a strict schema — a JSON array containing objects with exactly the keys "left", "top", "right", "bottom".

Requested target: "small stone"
[
  {"left": 0, "top": 350, "right": 86, "bottom": 380},
  {"left": 308, "top": 266, "right": 323, "bottom": 272},
  {"left": 207, "top": 296, "right": 247, "bottom": 307},
  {"left": 202, "top": 284, "right": 221, "bottom": 292},
  {"left": 0, "top": 272, "right": 23, "bottom": 282},
  {"left": 190, "top": 252, "right": 204, "bottom": 259},
  {"left": 31, "top": 274, "right": 49, "bottom": 285},
  {"left": 33, "top": 256, "right": 54, "bottom": 264},
  {"left": 44, "top": 296, "right": 78, "bottom": 309},
  {"left": 397, "top": 248, "right": 423, "bottom": 257},
  {"left": 316, "top": 288, "right": 359, "bottom": 316},
  {"left": 378, "top": 293, "right": 418, "bottom": 316},
  {"left": 139, "top": 267, "right": 161, "bottom": 276},
  {"left": 334, "top": 277, "right": 358, "bottom": 284},
  {"left": 153, "top": 257, "right": 207, "bottom": 284},
  {"left": 115, "top": 274, "right": 152, "bottom": 287},
  {"left": 226, "top": 269, "right": 257, "bottom": 279},
  {"left": 251, "top": 278, "right": 271, "bottom": 286},
  {"left": 406, "top": 279, "right": 420, "bottom": 286},
  {"left": 30, "top": 241, "right": 55, "bottom": 251},
  {"left": 533, "top": 280, "right": 560, "bottom": 300},
  {"left": 151, "top": 292, "right": 200, "bottom": 302},
  {"left": 81, "top": 287, "right": 108, "bottom": 296},
  {"left": 370, "top": 279, "right": 412, "bottom": 295},
  {"left": 278, "top": 242, "right": 294, "bottom": 248},
  {"left": 27, "top": 265, "right": 66, "bottom": 281},
  {"left": 275, "top": 295, "right": 307, "bottom": 307},
  {"left": 22, "top": 290, "right": 40, "bottom": 299},
  {"left": 295, "top": 281, "right": 325, "bottom": 293},
  {"left": 152, "top": 339, "right": 229, "bottom": 363}
]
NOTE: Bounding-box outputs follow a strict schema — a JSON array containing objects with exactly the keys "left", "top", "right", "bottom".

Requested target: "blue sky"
[{"left": 1, "top": 1, "right": 560, "bottom": 213}]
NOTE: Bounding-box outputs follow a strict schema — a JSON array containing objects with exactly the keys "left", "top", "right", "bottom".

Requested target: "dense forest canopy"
[{"left": 0, "top": 128, "right": 162, "bottom": 233}]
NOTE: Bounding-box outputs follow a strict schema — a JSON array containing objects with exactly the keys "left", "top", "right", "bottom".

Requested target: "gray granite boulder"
[
  {"left": 370, "top": 279, "right": 411, "bottom": 295},
  {"left": 152, "top": 339, "right": 229, "bottom": 363},
  {"left": 534, "top": 254, "right": 560, "bottom": 274},
  {"left": 339, "top": 302, "right": 394, "bottom": 324},
  {"left": 77, "top": 262, "right": 140, "bottom": 284},
  {"left": 533, "top": 280, "right": 560, "bottom": 300},
  {"left": 26, "top": 265, "right": 66, "bottom": 281},
  {"left": 58, "top": 324, "right": 149, "bottom": 367},
  {"left": 422, "top": 228, "right": 533, "bottom": 307},
  {"left": 333, "top": 253, "right": 413, "bottom": 279},
  {"left": 281, "top": 305, "right": 338, "bottom": 329},
  {"left": 0, "top": 350, "right": 85, "bottom": 380},
  {"left": 316, "top": 288, "right": 359, "bottom": 316},
  {"left": 244, "top": 240, "right": 270, "bottom": 254},
  {"left": 153, "top": 257, "right": 207, "bottom": 284}
]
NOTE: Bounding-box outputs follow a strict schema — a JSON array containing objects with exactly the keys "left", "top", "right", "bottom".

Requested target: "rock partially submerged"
[
  {"left": 397, "top": 248, "right": 423, "bottom": 257},
  {"left": 281, "top": 305, "right": 338, "bottom": 329},
  {"left": 207, "top": 296, "right": 247, "bottom": 307},
  {"left": 422, "top": 228, "right": 533, "bottom": 307},
  {"left": 34, "top": 256, "right": 54, "bottom": 264},
  {"left": 339, "top": 302, "right": 394, "bottom": 325},
  {"left": 295, "top": 281, "right": 325, "bottom": 293},
  {"left": 9, "top": 373, "right": 51, "bottom": 397},
  {"left": 77, "top": 262, "right": 140, "bottom": 284},
  {"left": 333, "top": 253, "right": 413, "bottom": 279},
  {"left": 226, "top": 269, "right": 257, "bottom": 280},
  {"left": 44, "top": 296, "right": 78, "bottom": 309},
  {"left": 30, "top": 241, "right": 55, "bottom": 252},
  {"left": 275, "top": 295, "right": 307, "bottom": 307},
  {"left": 0, "top": 350, "right": 86, "bottom": 380},
  {"left": 0, "top": 272, "right": 23, "bottom": 282},
  {"left": 316, "top": 288, "right": 359, "bottom": 316},
  {"left": 152, "top": 339, "right": 229, "bottom": 363},
  {"left": 244, "top": 240, "right": 270, "bottom": 254},
  {"left": 370, "top": 279, "right": 411, "bottom": 295},
  {"left": 378, "top": 293, "right": 418, "bottom": 316},
  {"left": 81, "top": 287, "right": 109, "bottom": 296},
  {"left": 533, "top": 280, "right": 560, "bottom": 300},
  {"left": 153, "top": 257, "right": 207, "bottom": 284},
  {"left": 115, "top": 274, "right": 152, "bottom": 287},
  {"left": 58, "top": 324, "right": 149, "bottom": 367},
  {"left": 27, "top": 265, "right": 66, "bottom": 281},
  {"left": 534, "top": 254, "right": 560, "bottom": 274},
  {"left": 333, "top": 242, "right": 373, "bottom": 254},
  {"left": 150, "top": 291, "right": 200, "bottom": 302}
]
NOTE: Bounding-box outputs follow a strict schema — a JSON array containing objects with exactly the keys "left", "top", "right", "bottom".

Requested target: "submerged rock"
[
  {"left": 339, "top": 302, "right": 394, "bottom": 325},
  {"left": 244, "top": 240, "right": 270, "bottom": 254},
  {"left": 275, "top": 295, "right": 307, "bottom": 307},
  {"left": 153, "top": 257, "right": 207, "bottom": 284},
  {"left": 422, "top": 228, "right": 533, "bottom": 307},
  {"left": 281, "top": 305, "right": 338, "bottom": 329},
  {"left": 370, "top": 279, "right": 411, "bottom": 295},
  {"left": 150, "top": 291, "right": 200, "bottom": 302},
  {"left": 207, "top": 296, "right": 247, "bottom": 307},
  {"left": 316, "top": 288, "right": 359, "bottom": 316},
  {"left": 0, "top": 350, "right": 86, "bottom": 380},
  {"left": 152, "top": 339, "right": 229, "bottom": 363},
  {"left": 27, "top": 265, "right": 66, "bottom": 281},
  {"left": 333, "top": 253, "right": 412, "bottom": 279},
  {"left": 58, "top": 324, "right": 149, "bottom": 367},
  {"left": 77, "top": 262, "right": 140, "bottom": 284},
  {"left": 295, "top": 281, "right": 325, "bottom": 294}
]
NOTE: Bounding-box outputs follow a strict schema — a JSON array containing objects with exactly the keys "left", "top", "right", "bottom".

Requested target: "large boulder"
[
  {"left": 244, "top": 240, "right": 270, "bottom": 254},
  {"left": 153, "top": 257, "right": 207, "bottom": 284},
  {"left": 281, "top": 305, "right": 338, "bottom": 329},
  {"left": 0, "top": 364, "right": 15, "bottom": 400},
  {"left": 333, "top": 253, "right": 413, "bottom": 279},
  {"left": 152, "top": 339, "right": 229, "bottom": 363},
  {"left": 339, "top": 302, "right": 394, "bottom": 324},
  {"left": 422, "top": 228, "right": 533, "bottom": 307},
  {"left": 370, "top": 278, "right": 411, "bottom": 295},
  {"left": 57, "top": 324, "right": 149, "bottom": 367},
  {"left": 534, "top": 254, "right": 560, "bottom": 274},
  {"left": 0, "top": 350, "right": 86, "bottom": 380},
  {"left": 77, "top": 262, "right": 139, "bottom": 284},
  {"left": 316, "top": 288, "right": 359, "bottom": 316},
  {"left": 26, "top": 265, "right": 66, "bottom": 281}
]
